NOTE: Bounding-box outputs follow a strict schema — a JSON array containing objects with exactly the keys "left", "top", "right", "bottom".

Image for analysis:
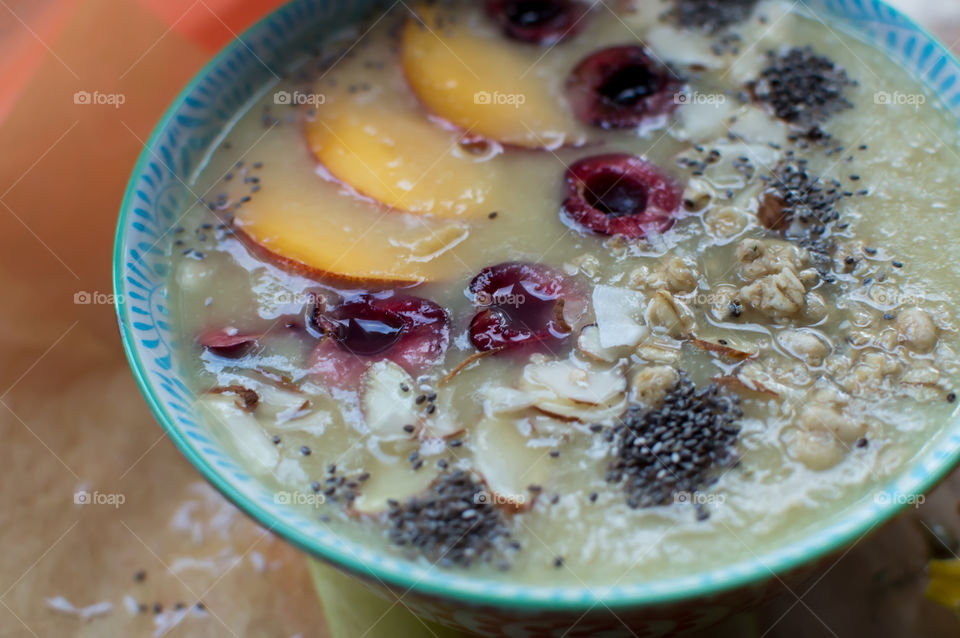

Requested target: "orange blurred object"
[{"left": 137, "top": 0, "right": 289, "bottom": 52}]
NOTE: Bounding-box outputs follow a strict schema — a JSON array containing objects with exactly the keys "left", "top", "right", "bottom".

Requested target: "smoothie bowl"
[{"left": 115, "top": 0, "right": 960, "bottom": 635}]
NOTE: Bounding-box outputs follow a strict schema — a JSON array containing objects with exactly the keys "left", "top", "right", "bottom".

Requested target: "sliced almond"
[
  {"left": 350, "top": 459, "right": 438, "bottom": 515},
  {"left": 520, "top": 359, "right": 626, "bottom": 406},
  {"left": 533, "top": 396, "right": 628, "bottom": 423},
  {"left": 207, "top": 385, "right": 259, "bottom": 411},
  {"left": 714, "top": 375, "right": 780, "bottom": 398},
  {"left": 361, "top": 360, "right": 419, "bottom": 442},
  {"left": 197, "top": 394, "right": 279, "bottom": 472},
  {"left": 472, "top": 416, "right": 550, "bottom": 511},
  {"left": 577, "top": 324, "right": 628, "bottom": 363},
  {"left": 478, "top": 384, "right": 545, "bottom": 416},
  {"left": 687, "top": 336, "right": 757, "bottom": 361}
]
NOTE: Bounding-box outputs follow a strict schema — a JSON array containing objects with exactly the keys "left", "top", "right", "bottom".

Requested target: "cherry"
[
  {"left": 309, "top": 293, "right": 450, "bottom": 387},
  {"left": 467, "top": 262, "right": 576, "bottom": 352},
  {"left": 198, "top": 329, "right": 260, "bottom": 359},
  {"left": 562, "top": 154, "right": 683, "bottom": 239},
  {"left": 485, "top": 0, "right": 586, "bottom": 45},
  {"left": 567, "top": 46, "right": 681, "bottom": 129}
]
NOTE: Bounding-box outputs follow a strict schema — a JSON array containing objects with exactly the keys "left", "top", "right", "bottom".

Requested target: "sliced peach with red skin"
[
  {"left": 231, "top": 143, "right": 470, "bottom": 284},
  {"left": 401, "top": 4, "right": 584, "bottom": 149},
  {"left": 305, "top": 103, "right": 499, "bottom": 219}
]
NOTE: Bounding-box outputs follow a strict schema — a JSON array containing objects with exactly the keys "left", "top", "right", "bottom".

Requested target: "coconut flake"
[
  {"left": 675, "top": 97, "right": 737, "bottom": 142},
  {"left": 729, "top": 105, "right": 788, "bottom": 146},
  {"left": 592, "top": 286, "right": 648, "bottom": 348},
  {"left": 645, "top": 25, "right": 724, "bottom": 68},
  {"left": 46, "top": 596, "right": 113, "bottom": 620}
]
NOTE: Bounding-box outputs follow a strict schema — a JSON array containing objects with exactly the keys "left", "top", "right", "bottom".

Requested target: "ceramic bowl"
[{"left": 114, "top": 1, "right": 960, "bottom": 635}]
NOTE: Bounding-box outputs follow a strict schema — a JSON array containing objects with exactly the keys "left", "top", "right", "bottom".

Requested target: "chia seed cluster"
[
  {"left": 666, "top": 0, "right": 758, "bottom": 33},
  {"left": 752, "top": 47, "right": 856, "bottom": 138},
  {"left": 760, "top": 156, "right": 864, "bottom": 278},
  {"left": 386, "top": 471, "right": 514, "bottom": 567},
  {"left": 314, "top": 463, "right": 368, "bottom": 504},
  {"left": 605, "top": 374, "right": 742, "bottom": 515}
]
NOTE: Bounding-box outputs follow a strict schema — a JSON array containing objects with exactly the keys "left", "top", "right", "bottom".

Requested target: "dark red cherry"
[
  {"left": 310, "top": 293, "right": 450, "bottom": 387},
  {"left": 567, "top": 46, "right": 681, "bottom": 129},
  {"left": 485, "top": 0, "right": 586, "bottom": 45},
  {"left": 467, "top": 262, "right": 576, "bottom": 352},
  {"left": 562, "top": 154, "right": 683, "bottom": 239},
  {"left": 198, "top": 329, "right": 260, "bottom": 359},
  {"left": 316, "top": 300, "right": 405, "bottom": 356}
]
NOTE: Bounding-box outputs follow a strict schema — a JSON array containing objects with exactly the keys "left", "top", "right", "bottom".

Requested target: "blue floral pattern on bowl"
[{"left": 114, "top": 1, "right": 960, "bottom": 634}]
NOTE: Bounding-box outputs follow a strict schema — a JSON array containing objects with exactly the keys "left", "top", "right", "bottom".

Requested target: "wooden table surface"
[{"left": 1, "top": 1, "right": 959, "bottom": 636}]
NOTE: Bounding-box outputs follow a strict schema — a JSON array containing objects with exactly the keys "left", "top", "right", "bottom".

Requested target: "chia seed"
[
  {"left": 386, "top": 471, "right": 513, "bottom": 568},
  {"left": 604, "top": 373, "right": 742, "bottom": 509},
  {"left": 665, "top": 0, "right": 758, "bottom": 33},
  {"left": 751, "top": 47, "right": 856, "bottom": 139},
  {"left": 759, "top": 158, "right": 851, "bottom": 276}
]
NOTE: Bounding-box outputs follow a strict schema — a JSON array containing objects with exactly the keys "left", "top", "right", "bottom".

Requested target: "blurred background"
[{"left": 0, "top": 1, "right": 959, "bottom": 636}]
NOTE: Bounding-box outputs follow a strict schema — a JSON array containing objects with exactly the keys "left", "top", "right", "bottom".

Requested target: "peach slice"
[
  {"left": 305, "top": 104, "right": 499, "bottom": 219},
  {"left": 231, "top": 139, "right": 470, "bottom": 283},
  {"left": 401, "top": 5, "right": 583, "bottom": 149}
]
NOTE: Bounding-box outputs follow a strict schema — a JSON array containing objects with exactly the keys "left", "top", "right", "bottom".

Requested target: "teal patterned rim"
[{"left": 114, "top": 0, "right": 960, "bottom": 611}]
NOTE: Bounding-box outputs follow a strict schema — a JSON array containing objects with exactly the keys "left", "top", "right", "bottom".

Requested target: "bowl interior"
[{"left": 114, "top": 0, "right": 960, "bottom": 610}]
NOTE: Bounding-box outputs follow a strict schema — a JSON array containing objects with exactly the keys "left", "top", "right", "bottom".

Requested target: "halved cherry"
[
  {"left": 309, "top": 293, "right": 450, "bottom": 387},
  {"left": 562, "top": 154, "right": 683, "bottom": 239},
  {"left": 567, "top": 46, "right": 681, "bottom": 129},
  {"left": 467, "top": 262, "right": 577, "bottom": 352},
  {"left": 198, "top": 329, "right": 260, "bottom": 359},
  {"left": 485, "top": 0, "right": 586, "bottom": 45}
]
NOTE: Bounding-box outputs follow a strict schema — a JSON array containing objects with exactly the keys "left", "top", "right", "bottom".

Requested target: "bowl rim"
[{"left": 114, "top": 0, "right": 960, "bottom": 611}]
